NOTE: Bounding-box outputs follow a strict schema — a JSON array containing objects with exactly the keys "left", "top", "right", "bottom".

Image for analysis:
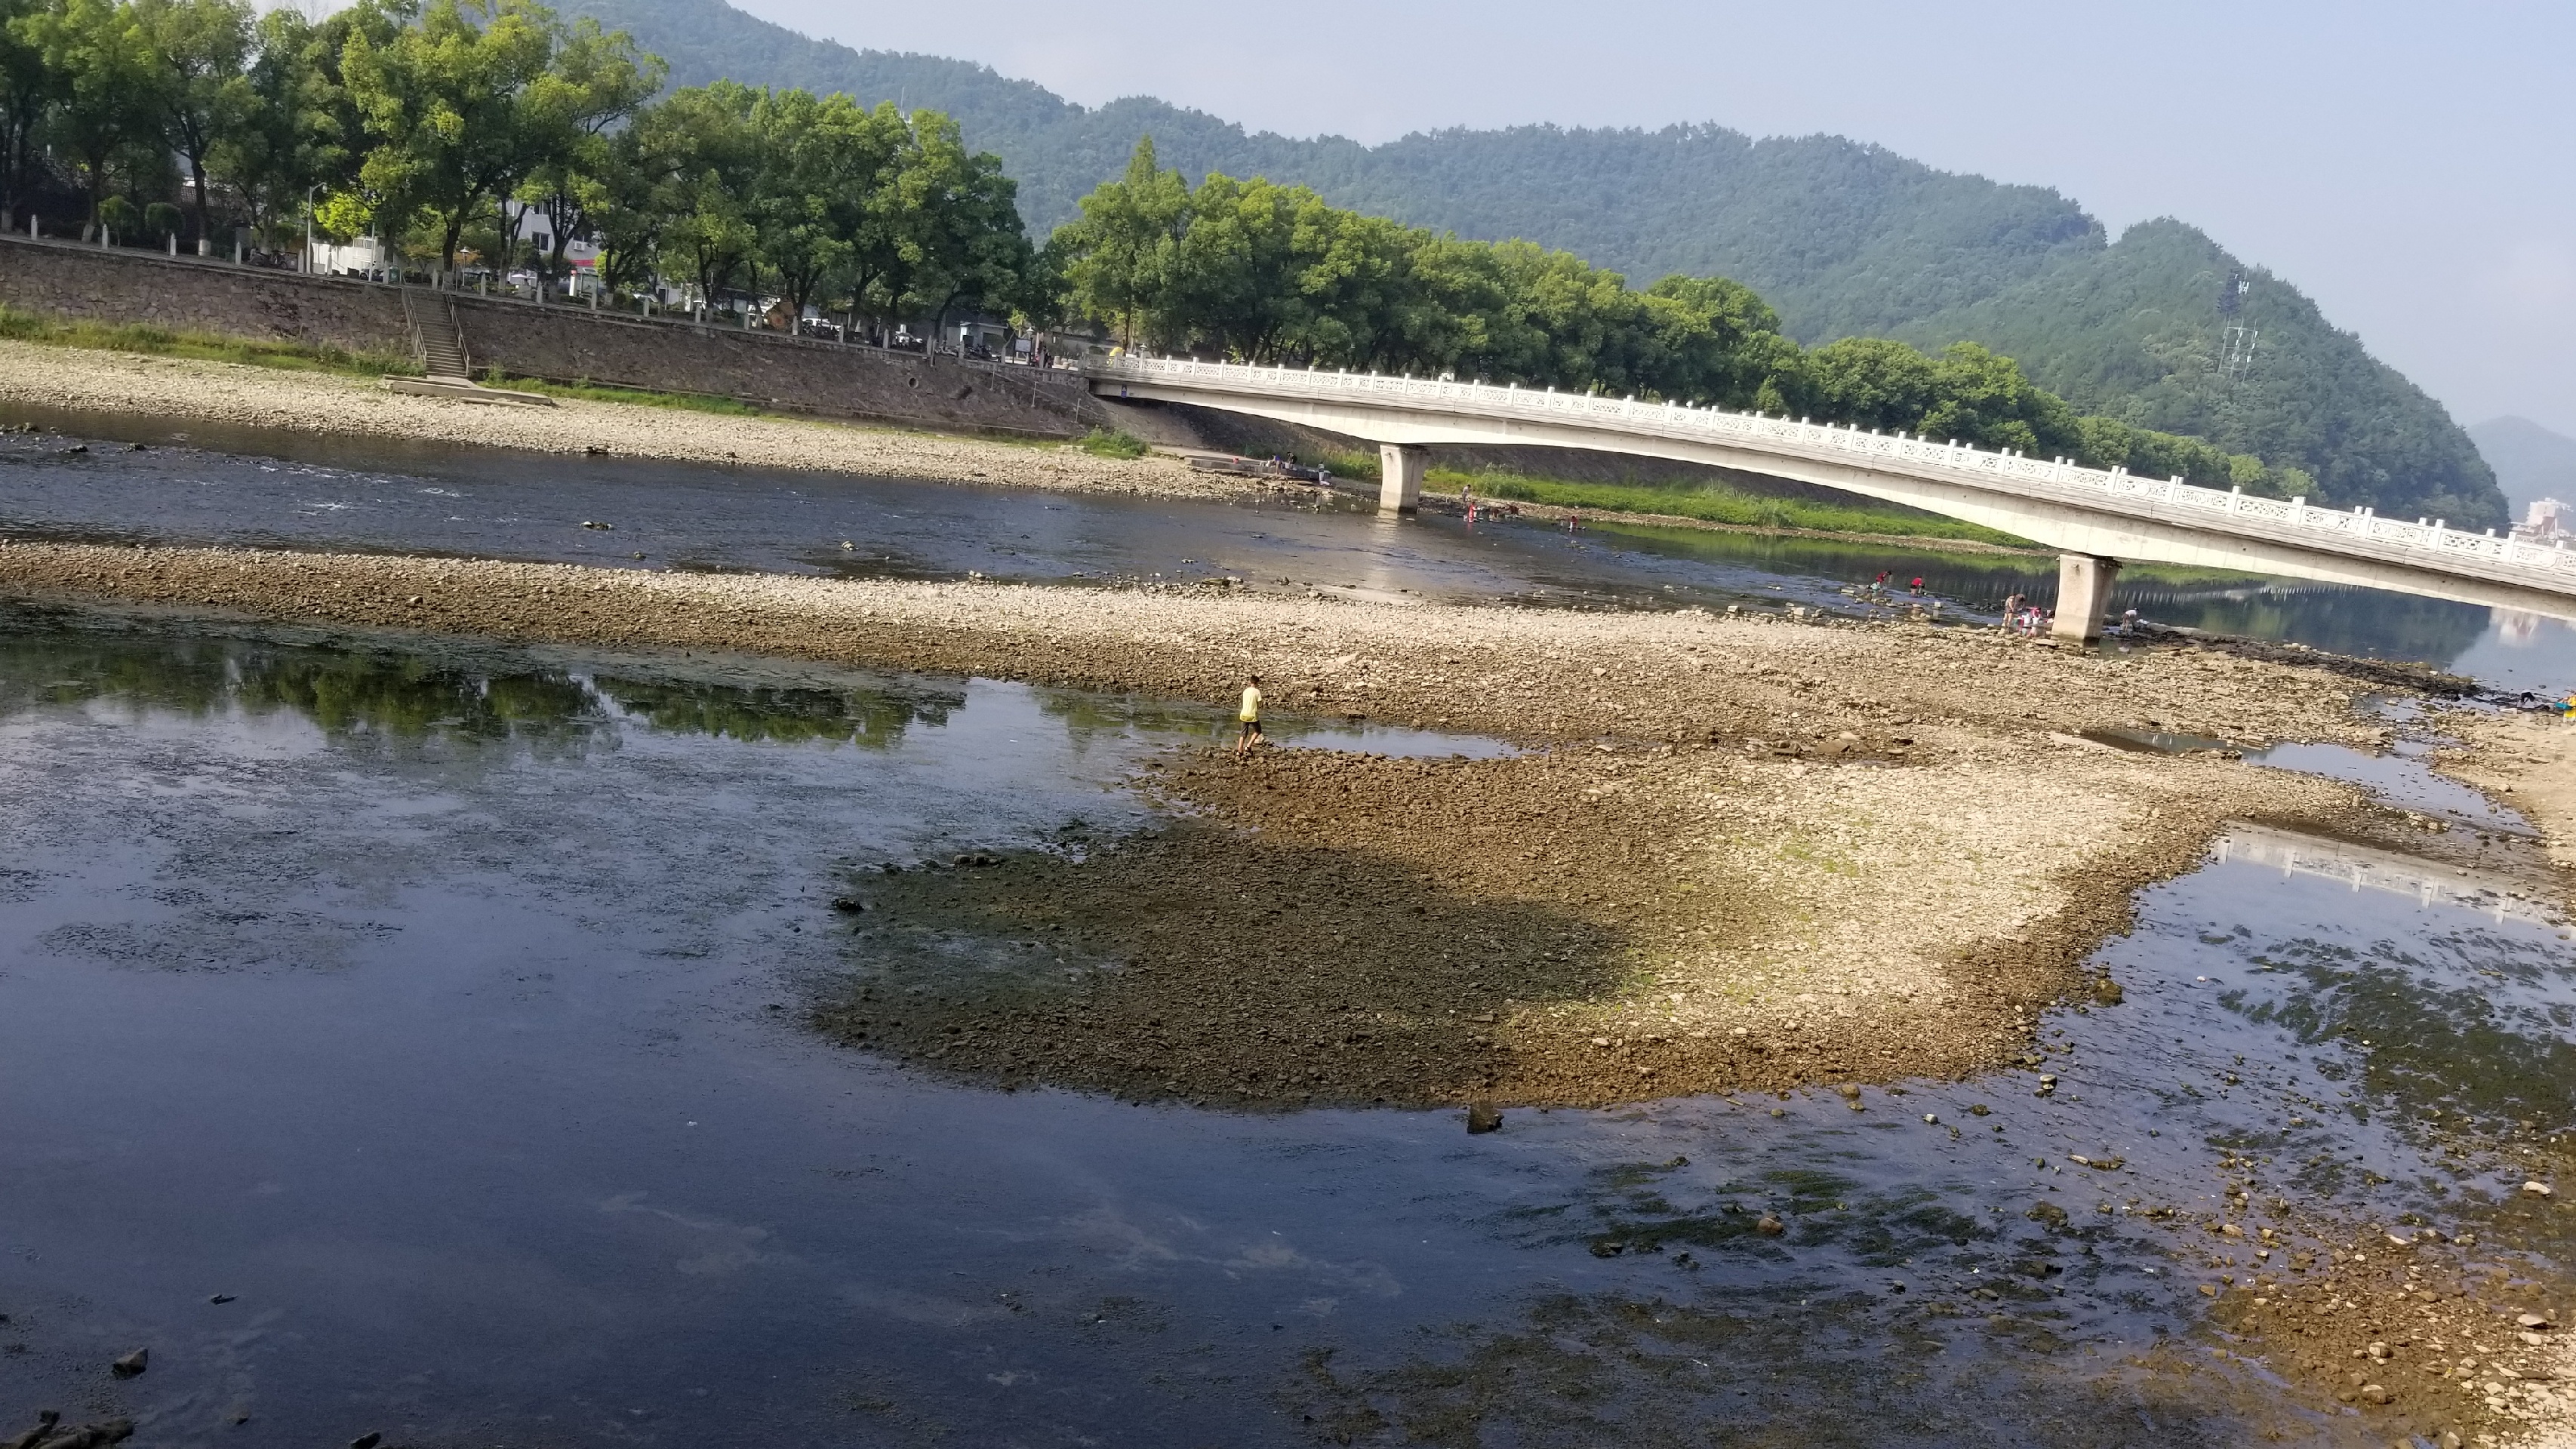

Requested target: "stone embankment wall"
[
  {"left": 0, "top": 232, "right": 414, "bottom": 355},
  {"left": 0, "top": 235, "right": 1107, "bottom": 438}
]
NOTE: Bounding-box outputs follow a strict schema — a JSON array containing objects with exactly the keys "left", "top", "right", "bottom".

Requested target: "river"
[{"left": 1, "top": 420, "right": 2571, "bottom": 1446}]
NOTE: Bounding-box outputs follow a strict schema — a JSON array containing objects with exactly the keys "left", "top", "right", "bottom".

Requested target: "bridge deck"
[{"left": 1088, "top": 356, "right": 2575, "bottom": 615}]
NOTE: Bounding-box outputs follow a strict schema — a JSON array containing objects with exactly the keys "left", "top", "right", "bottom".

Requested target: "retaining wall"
[{"left": 0, "top": 235, "right": 1106, "bottom": 438}]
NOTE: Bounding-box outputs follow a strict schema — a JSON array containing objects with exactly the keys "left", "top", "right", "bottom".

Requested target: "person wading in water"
[{"left": 1235, "top": 675, "right": 1265, "bottom": 759}]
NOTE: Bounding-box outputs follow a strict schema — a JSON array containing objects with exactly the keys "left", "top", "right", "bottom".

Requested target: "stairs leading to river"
[{"left": 401, "top": 288, "right": 471, "bottom": 380}]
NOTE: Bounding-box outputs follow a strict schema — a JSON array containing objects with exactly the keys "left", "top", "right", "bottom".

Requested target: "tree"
[
  {"left": 743, "top": 87, "right": 864, "bottom": 326},
  {"left": 0, "top": 0, "right": 57, "bottom": 230},
  {"left": 512, "top": 11, "right": 658, "bottom": 291},
  {"left": 211, "top": 7, "right": 347, "bottom": 252},
  {"left": 890, "top": 109, "right": 1027, "bottom": 341},
  {"left": 133, "top": 0, "right": 251, "bottom": 249},
  {"left": 1056, "top": 135, "right": 1189, "bottom": 348},
  {"left": 630, "top": 79, "right": 760, "bottom": 309},
  {"left": 26, "top": 0, "right": 165, "bottom": 238},
  {"left": 341, "top": 0, "right": 646, "bottom": 278}
]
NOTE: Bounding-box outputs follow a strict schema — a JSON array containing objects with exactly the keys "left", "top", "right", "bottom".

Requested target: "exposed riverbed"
[
  {"left": 3, "top": 400, "right": 2574, "bottom": 1446},
  {"left": 0, "top": 612, "right": 2568, "bottom": 1448}
]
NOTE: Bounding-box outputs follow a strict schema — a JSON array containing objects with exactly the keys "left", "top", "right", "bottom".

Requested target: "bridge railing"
[{"left": 1087, "top": 356, "right": 2574, "bottom": 585}]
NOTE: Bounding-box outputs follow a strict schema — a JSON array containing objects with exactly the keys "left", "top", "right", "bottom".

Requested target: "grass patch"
[
  {"left": 1078, "top": 427, "right": 1150, "bottom": 459},
  {"left": 1446, "top": 468, "right": 2031, "bottom": 546},
  {"left": 475, "top": 368, "right": 768, "bottom": 417},
  {"left": 0, "top": 301, "right": 417, "bottom": 377}
]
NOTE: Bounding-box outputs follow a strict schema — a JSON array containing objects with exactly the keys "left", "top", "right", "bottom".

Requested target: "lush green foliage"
[
  {"left": 1055, "top": 142, "right": 2310, "bottom": 496},
  {"left": 546, "top": 0, "right": 2504, "bottom": 526},
  {"left": 1075, "top": 427, "right": 1146, "bottom": 459},
  {"left": 1, "top": 0, "right": 1036, "bottom": 336}
]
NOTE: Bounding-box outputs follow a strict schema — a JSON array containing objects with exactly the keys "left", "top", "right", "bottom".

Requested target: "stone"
[
  {"left": 1755, "top": 1214, "right": 1785, "bottom": 1237},
  {"left": 2359, "top": 1383, "right": 2393, "bottom": 1405},
  {"left": 2094, "top": 977, "right": 2124, "bottom": 1006},
  {"left": 1968, "top": 1103, "right": 1991, "bottom": 1117},
  {"left": 349, "top": 1435, "right": 383, "bottom": 1449},
  {"left": 2517, "top": 1311, "right": 2554, "bottom": 1329},
  {"left": 829, "top": 895, "right": 865, "bottom": 913},
  {"left": 2523, "top": 1180, "right": 2554, "bottom": 1198},
  {"left": 109, "top": 1348, "right": 147, "bottom": 1378},
  {"left": 1466, "top": 1102, "right": 1503, "bottom": 1134}
]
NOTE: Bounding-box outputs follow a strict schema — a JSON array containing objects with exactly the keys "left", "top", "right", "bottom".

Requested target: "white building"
[
  {"left": 2513, "top": 497, "right": 2569, "bottom": 542},
  {"left": 308, "top": 235, "right": 393, "bottom": 277}
]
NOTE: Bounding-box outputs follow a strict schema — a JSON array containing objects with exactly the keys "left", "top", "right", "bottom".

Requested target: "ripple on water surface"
[{"left": 0, "top": 610, "right": 2566, "bottom": 1446}]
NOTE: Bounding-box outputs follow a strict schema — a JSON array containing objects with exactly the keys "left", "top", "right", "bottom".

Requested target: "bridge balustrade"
[{"left": 1088, "top": 356, "right": 2574, "bottom": 589}]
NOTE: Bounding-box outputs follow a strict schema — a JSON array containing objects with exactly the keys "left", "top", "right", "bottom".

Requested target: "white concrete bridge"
[{"left": 1085, "top": 356, "right": 2576, "bottom": 640}]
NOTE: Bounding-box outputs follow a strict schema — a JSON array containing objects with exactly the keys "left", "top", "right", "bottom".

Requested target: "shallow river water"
[
  {"left": 2, "top": 607, "right": 2570, "bottom": 1447},
  {"left": 2, "top": 408, "right": 2570, "bottom": 699}
]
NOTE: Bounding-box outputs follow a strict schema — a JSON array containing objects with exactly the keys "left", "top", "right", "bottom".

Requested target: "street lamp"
[{"left": 303, "top": 185, "right": 321, "bottom": 274}]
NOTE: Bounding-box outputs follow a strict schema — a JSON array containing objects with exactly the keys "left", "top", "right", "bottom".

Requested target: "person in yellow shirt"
[{"left": 1234, "top": 675, "right": 1264, "bottom": 758}]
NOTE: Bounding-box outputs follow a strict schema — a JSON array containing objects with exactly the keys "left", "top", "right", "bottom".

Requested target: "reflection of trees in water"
[
  {"left": 238, "top": 654, "right": 604, "bottom": 741},
  {"left": 1033, "top": 687, "right": 1211, "bottom": 752},
  {"left": 593, "top": 675, "right": 960, "bottom": 749},
  {"left": 0, "top": 620, "right": 968, "bottom": 752},
  {"left": 0, "top": 631, "right": 239, "bottom": 716}
]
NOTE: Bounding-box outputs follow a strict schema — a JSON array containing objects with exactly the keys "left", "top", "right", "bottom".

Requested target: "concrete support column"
[
  {"left": 2051, "top": 554, "right": 2123, "bottom": 643},
  {"left": 1379, "top": 443, "right": 1426, "bottom": 514}
]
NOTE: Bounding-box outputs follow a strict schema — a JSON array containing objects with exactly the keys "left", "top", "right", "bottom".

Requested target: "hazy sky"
[{"left": 740, "top": 0, "right": 2574, "bottom": 441}]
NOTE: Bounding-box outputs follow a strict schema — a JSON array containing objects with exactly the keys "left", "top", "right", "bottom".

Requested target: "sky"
[{"left": 738, "top": 0, "right": 2576, "bottom": 442}]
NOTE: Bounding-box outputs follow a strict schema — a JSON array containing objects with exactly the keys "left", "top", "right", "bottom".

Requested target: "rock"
[
  {"left": 5, "top": 1411, "right": 60, "bottom": 1449},
  {"left": 109, "top": 1348, "right": 147, "bottom": 1379},
  {"left": 2027, "top": 1201, "right": 2069, "bottom": 1229},
  {"left": 1968, "top": 1103, "right": 1991, "bottom": 1117},
  {"left": 2093, "top": 977, "right": 2124, "bottom": 1005},
  {"left": 208, "top": 1293, "right": 235, "bottom": 1305},
  {"left": 2517, "top": 1310, "right": 2554, "bottom": 1329},
  {"left": 829, "top": 895, "right": 865, "bottom": 913},
  {"left": 2522, "top": 1331, "right": 2552, "bottom": 1346},
  {"left": 349, "top": 1434, "right": 383, "bottom": 1449},
  {"left": 1465, "top": 1102, "right": 1503, "bottom": 1134},
  {"left": 1755, "top": 1214, "right": 1786, "bottom": 1236},
  {"left": 1922, "top": 1112, "right": 1939, "bottom": 1124},
  {"left": 2359, "top": 1383, "right": 2393, "bottom": 1405},
  {"left": 2035, "top": 1074, "right": 2057, "bottom": 1097},
  {"left": 1589, "top": 1239, "right": 1627, "bottom": 1257},
  {"left": 2524, "top": 1180, "right": 2554, "bottom": 1198}
]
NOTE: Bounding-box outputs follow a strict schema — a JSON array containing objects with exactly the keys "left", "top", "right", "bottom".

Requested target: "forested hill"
[{"left": 555, "top": 0, "right": 2505, "bottom": 528}]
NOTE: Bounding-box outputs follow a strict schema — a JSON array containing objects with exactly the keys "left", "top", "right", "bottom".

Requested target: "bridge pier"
[
  {"left": 1378, "top": 444, "right": 1426, "bottom": 514},
  {"left": 2051, "top": 554, "right": 2123, "bottom": 643}
]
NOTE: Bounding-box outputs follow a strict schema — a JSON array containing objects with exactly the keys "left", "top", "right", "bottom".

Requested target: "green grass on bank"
[
  {"left": 0, "top": 302, "right": 417, "bottom": 377},
  {"left": 1467, "top": 472, "right": 2030, "bottom": 545},
  {"left": 475, "top": 368, "right": 769, "bottom": 417},
  {"left": 1310, "top": 446, "right": 2030, "bottom": 546},
  {"left": 1078, "top": 427, "right": 1149, "bottom": 458}
]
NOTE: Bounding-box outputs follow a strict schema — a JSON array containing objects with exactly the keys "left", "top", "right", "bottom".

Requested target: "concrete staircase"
[{"left": 400, "top": 288, "right": 469, "bottom": 380}]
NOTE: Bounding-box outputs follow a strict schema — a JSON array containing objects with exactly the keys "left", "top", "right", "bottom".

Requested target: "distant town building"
[{"left": 2513, "top": 497, "right": 2569, "bottom": 542}]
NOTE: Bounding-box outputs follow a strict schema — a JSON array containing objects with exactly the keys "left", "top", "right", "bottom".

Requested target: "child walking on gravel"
[{"left": 1235, "top": 675, "right": 1265, "bottom": 758}]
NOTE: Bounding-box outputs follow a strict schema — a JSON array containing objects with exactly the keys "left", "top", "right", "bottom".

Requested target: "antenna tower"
[{"left": 2217, "top": 272, "right": 2257, "bottom": 384}]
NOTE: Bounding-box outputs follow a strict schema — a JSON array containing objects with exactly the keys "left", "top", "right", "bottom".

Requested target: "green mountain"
[
  {"left": 555, "top": 0, "right": 2506, "bottom": 528},
  {"left": 2469, "top": 416, "right": 2576, "bottom": 518}
]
